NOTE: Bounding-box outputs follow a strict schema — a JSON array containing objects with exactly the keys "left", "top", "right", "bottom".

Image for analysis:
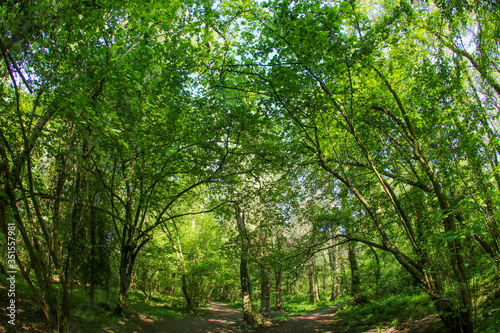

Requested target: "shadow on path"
[
  {"left": 154, "top": 302, "right": 245, "bottom": 333},
  {"left": 266, "top": 306, "right": 339, "bottom": 333},
  {"left": 133, "top": 302, "right": 339, "bottom": 333}
]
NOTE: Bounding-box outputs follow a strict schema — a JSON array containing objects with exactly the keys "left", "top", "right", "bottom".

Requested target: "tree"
[
  {"left": 2, "top": 1, "right": 498, "bottom": 332},
  {"left": 90, "top": 98, "right": 230, "bottom": 315},
  {"left": 217, "top": 0, "right": 500, "bottom": 331},
  {"left": 78, "top": 207, "right": 113, "bottom": 306},
  {"left": 0, "top": 2, "right": 142, "bottom": 331},
  {"left": 0, "top": 0, "right": 222, "bottom": 328}
]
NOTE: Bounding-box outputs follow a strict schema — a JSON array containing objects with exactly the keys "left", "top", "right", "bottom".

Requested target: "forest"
[{"left": 0, "top": 0, "right": 499, "bottom": 332}]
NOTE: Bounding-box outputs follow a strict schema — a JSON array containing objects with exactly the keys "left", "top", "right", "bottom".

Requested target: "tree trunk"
[
  {"left": 328, "top": 246, "right": 340, "bottom": 301},
  {"left": 348, "top": 241, "right": 360, "bottom": 297},
  {"left": 89, "top": 208, "right": 97, "bottom": 307},
  {"left": 308, "top": 265, "right": 314, "bottom": 305},
  {"left": 433, "top": 297, "right": 474, "bottom": 333},
  {"left": 369, "top": 246, "right": 380, "bottom": 296},
  {"left": 259, "top": 227, "right": 270, "bottom": 316},
  {"left": 114, "top": 245, "right": 134, "bottom": 316},
  {"left": 376, "top": 68, "right": 475, "bottom": 332},
  {"left": 259, "top": 264, "right": 270, "bottom": 316},
  {"left": 312, "top": 256, "right": 321, "bottom": 302},
  {"left": 60, "top": 284, "right": 73, "bottom": 333},
  {"left": 182, "top": 275, "right": 196, "bottom": 313},
  {"left": 236, "top": 205, "right": 255, "bottom": 326},
  {"left": 205, "top": 281, "right": 215, "bottom": 303},
  {"left": 322, "top": 251, "right": 327, "bottom": 295},
  {"left": 275, "top": 267, "right": 283, "bottom": 310},
  {"left": 89, "top": 277, "right": 95, "bottom": 308},
  {"left": 241, "top": 253, "right": 255, "bottom": 325}
]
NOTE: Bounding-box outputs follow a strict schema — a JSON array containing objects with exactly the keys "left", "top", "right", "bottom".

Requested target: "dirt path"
[
  {"left": 152, "top": 303, "right": 338, "bottom": 333},
  {"left": 153, "top": 303, "right": 338, "bottom": 333},
  {"left": 266, "top": 306, "right": 338, "bottom": 333},
  {"left": 155, "top": 302, "right": 246, "bottom": 333}
]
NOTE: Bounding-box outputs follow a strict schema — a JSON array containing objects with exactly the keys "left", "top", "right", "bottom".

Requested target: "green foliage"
[
  {"left": 334, "top": 292, "right": 438, "bottom": 332},
  {"left": 71, "top": 289, "right": 202, "bottom": 333},
  {"left": 1, "top": 0, "right": 500, "bottom": 332},
  {"left": 281, "top": 296, "right": 334, "bottom": 315}
]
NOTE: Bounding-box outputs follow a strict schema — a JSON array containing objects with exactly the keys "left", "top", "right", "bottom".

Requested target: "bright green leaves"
[{"left": 432, "top": 224, "right": 484, "bottom": 247}]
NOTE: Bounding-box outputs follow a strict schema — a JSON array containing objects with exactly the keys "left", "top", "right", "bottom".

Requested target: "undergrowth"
[
  {"left": 71, "top": 289, "right": 210, "bottom": 333},
  {"left": 332, "top": 292, "right": 435, "bottom": 332},
  {"left": 3, "top": 274, "right": 500, "bottom": 332}
]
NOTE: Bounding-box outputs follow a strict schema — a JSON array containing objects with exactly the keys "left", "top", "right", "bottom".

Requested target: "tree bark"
[
  {"left": 328, "top": 246, "right": 340, "bottom": 301},
  {"left": 236, "top": 204, "right": 255, "bottom": 326},
  {"left": 259, "top": 264, "right": 271, "bottom": 316},
  {"left": 241, "top": 253, "right": 254, "bottom": 325},
  {"left": 312, "top": 256, "right": 321, "bottom": 302},
  {"left": 374, "top": 68, "right": 474, "bottom": 333},
  {"left": 114, "top": 245, "right": 134, "bottom": 316},
  {"left": 275, "top": 267, "right": 283, "bottom": 310},
  {"left": 259, "top": 228, "right": 270, "bottom": 316},
  {"left": 369, "top": 246, "right": 380, "bottom": 296},
  {"left": 308, "top": 265, "right": 314, "bottom": 305},
  {"left": 113, "top": 236, "right": 148, "bottom": 316},
  {"left": 348, "top": 241, "right": 360, "bottom": 297},
  {"left": 182, "top": 275, "right": 196, "bottom": 313}
]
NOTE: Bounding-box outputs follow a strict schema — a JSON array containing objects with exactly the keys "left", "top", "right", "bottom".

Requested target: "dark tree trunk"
[
  {"left": 308, "top": 265, "right": 314, "bottom": 305},
  {"left": 348, "top": 241, "right": 360, "bottom": 296},
  {"left": 241, "top": 253, "right": 255, "bottom": 325},
  {"left": 114, "top": 245, "right": 135, "bottom": 316},
  {"left": 369, "top": 246, "right": 380, "bottom": 296},
  {"left": 259, "top": 264, "right": 271, "bottom": 316},
  {"left": 236, "top": 205, "right": 255, "bottom": 326},
  {"left": 258, "top": 227, "right": 270, "bottom": 316},
  {"left": 89, "top": 208, "right": 97, "bottom": 307},
  {"left": 374, "top": 71, "right": 475, "bottom": 332},
  {"left": 433, "top": 298, "right": 474, "bottom": 333},
  {"left": 114, "top": 268, "right": 131, "bottom": 316},
  {"left": 182, "top": 275, "right": 196, "bottom": 314},
  {"left": 275, "top": 267, "right": 283, "bottom": 310}
]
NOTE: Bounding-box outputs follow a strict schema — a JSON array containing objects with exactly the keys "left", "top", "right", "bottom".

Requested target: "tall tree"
[
  {"left": 217, "top": 0, "right": 500, "bottom": 331},
  {"left": 0, "top": 1, "right": 145, "bottom": 330}
]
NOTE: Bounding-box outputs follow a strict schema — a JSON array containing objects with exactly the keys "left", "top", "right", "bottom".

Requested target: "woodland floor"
[
  {"left": 0, "top": 286, "right": 442, "bottom": 333},
  {"left": 165, "top": 302, "right": 441, "bottom": 333},
  {"left": 93, "top": 301, "right": 442, "bottom": 333}
]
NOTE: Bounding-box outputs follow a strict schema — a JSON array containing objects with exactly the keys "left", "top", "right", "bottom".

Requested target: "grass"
[
  {"left": 3, "top": 273, "right": 500, "bottom": 333},
  {"left": 227, "top": 294, "right": 336, "bottom": 323},
  {"left": 281, "top": 298, "right": 335, "bottom": 315},
  {"left": 71, "top": 289, "right": 211, "bottom": 333},
  {"left": 331, "top": 292, "right": 439, "bottom": 332},
  {"left": 0, "top": 274, "right": 208, "bottom": 333},
  {"left": 224, "top": 291, "right": 441, "bottom": 332}
]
